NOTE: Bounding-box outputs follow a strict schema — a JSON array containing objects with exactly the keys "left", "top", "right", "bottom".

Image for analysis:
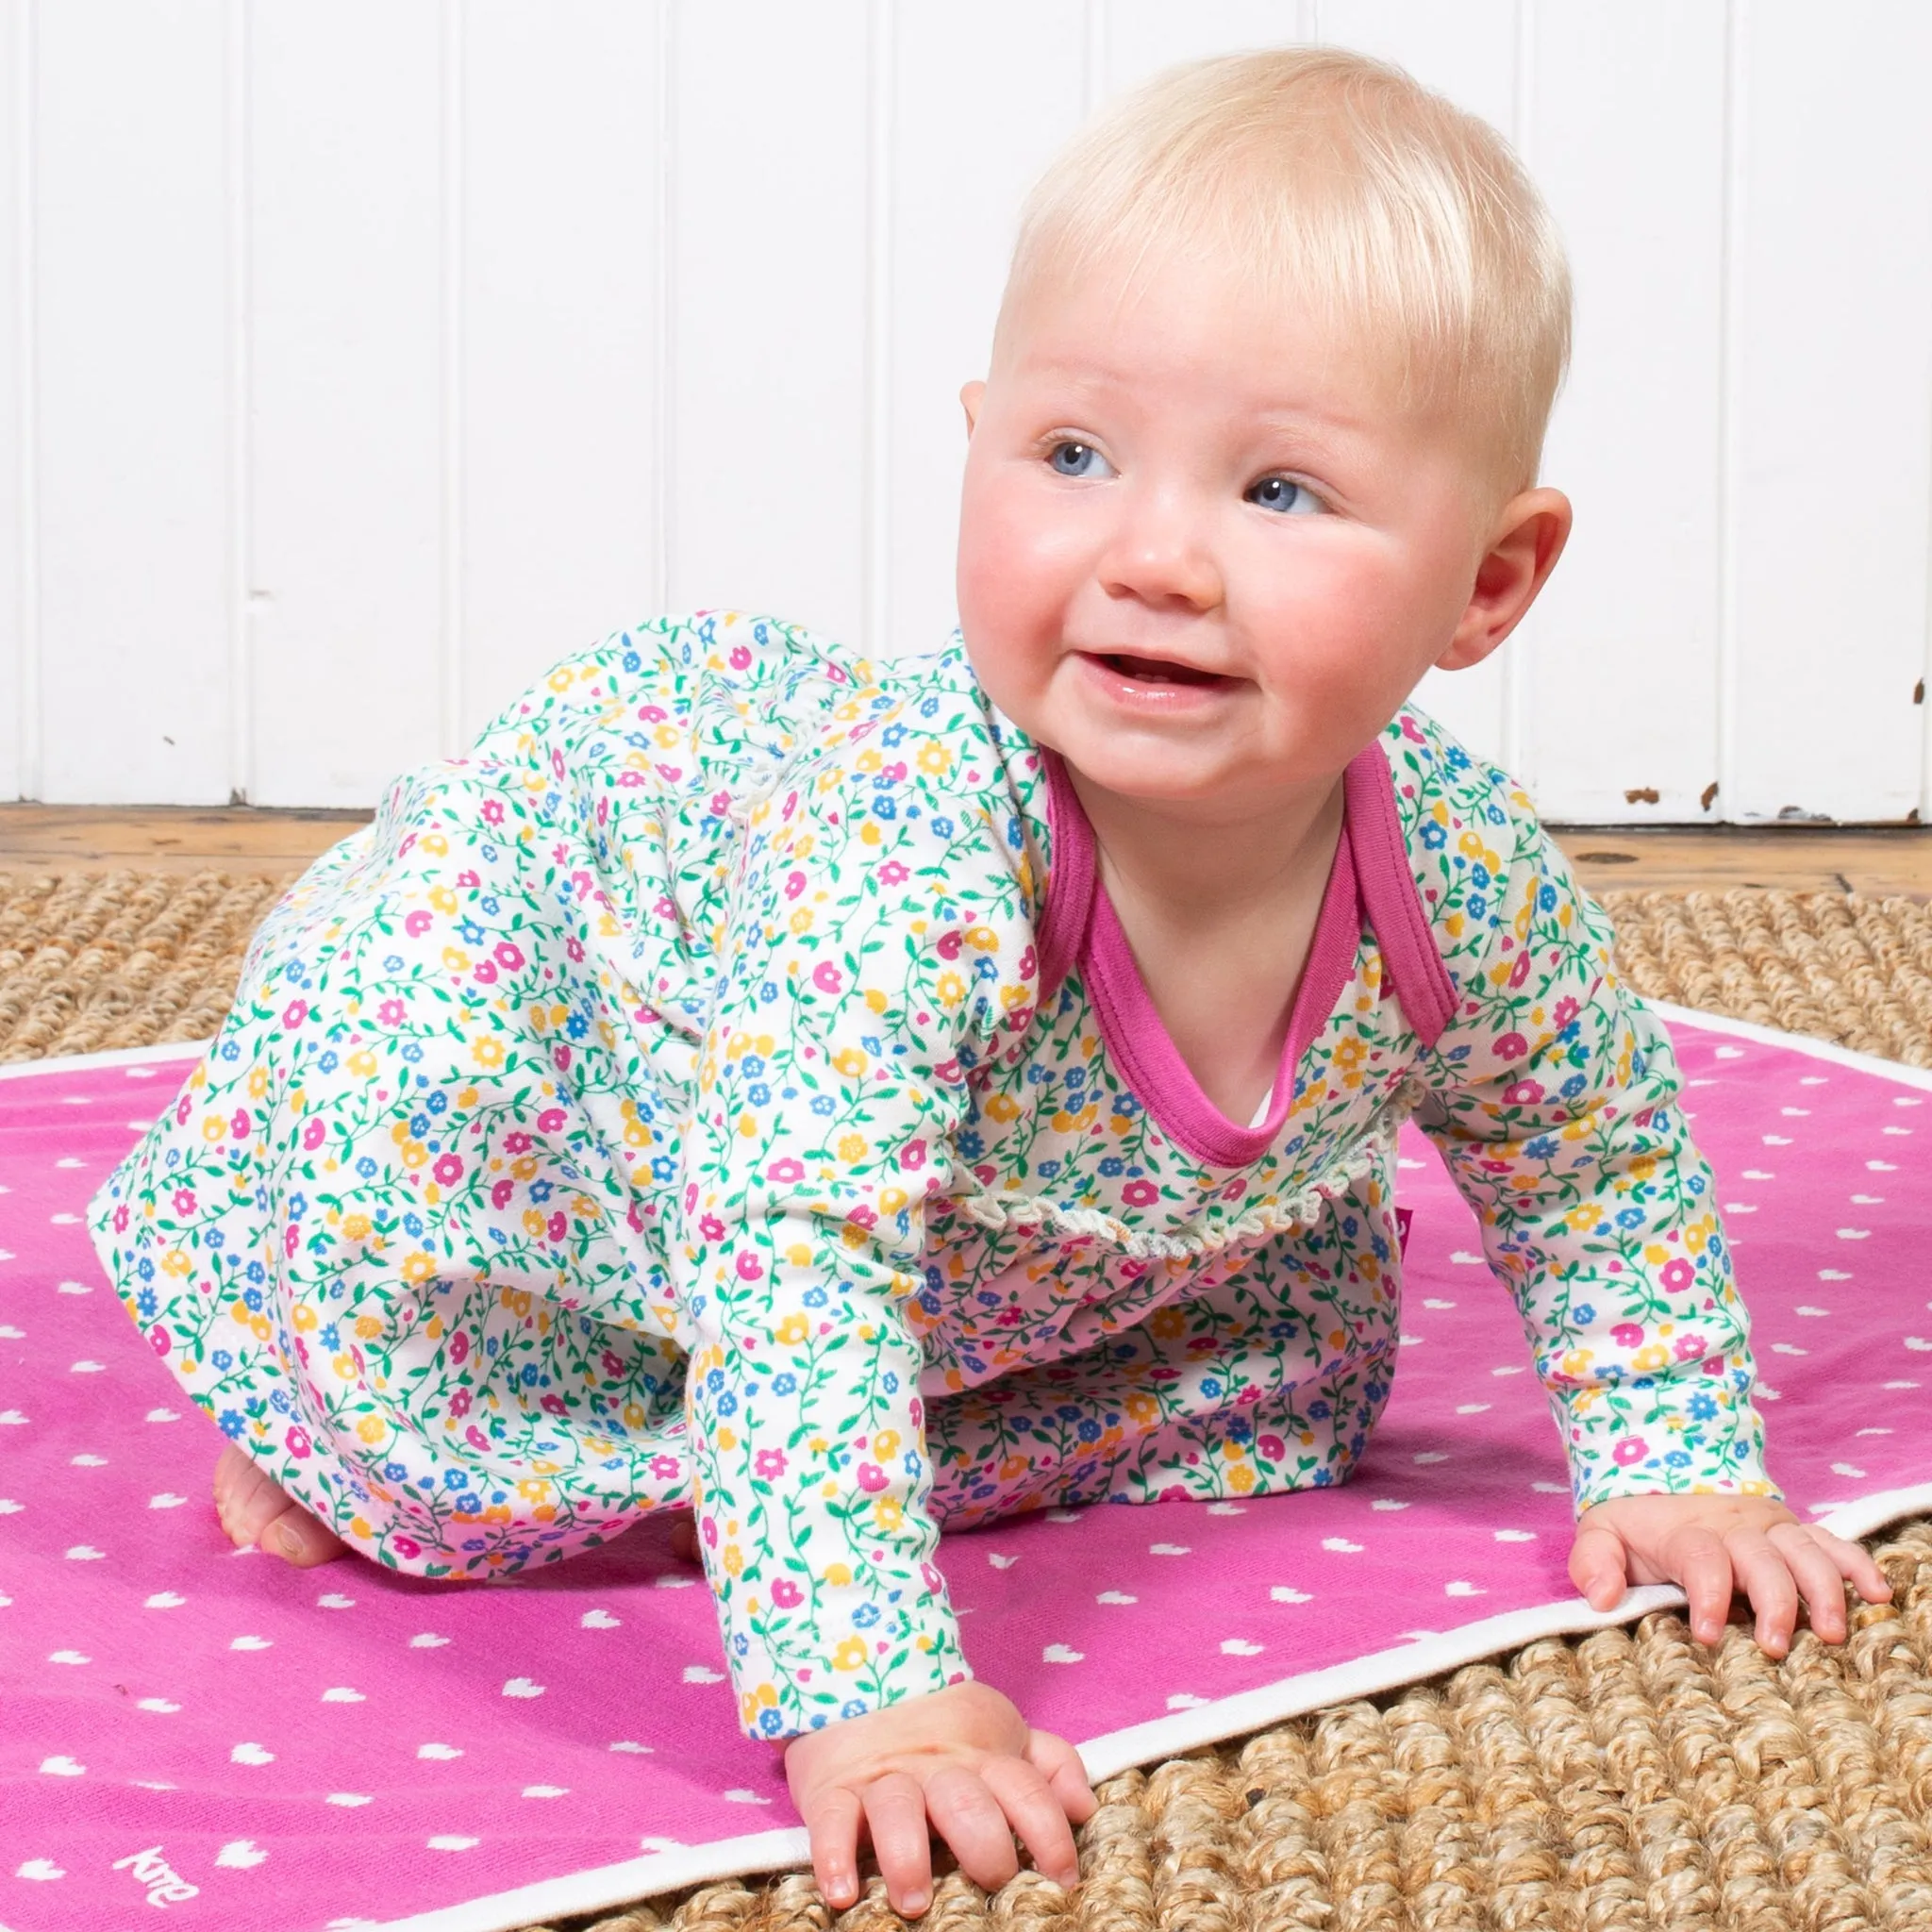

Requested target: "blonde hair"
[{"left": 994, "top": 46, "right": 1572, "bottom": 506}]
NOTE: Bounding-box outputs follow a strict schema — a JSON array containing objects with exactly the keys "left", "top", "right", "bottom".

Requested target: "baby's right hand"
[{"left": 781, "top": 1679, "right": 1094, "bottom": 1919}]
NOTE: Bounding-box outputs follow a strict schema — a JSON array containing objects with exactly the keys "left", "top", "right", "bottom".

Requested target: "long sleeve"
[
  {"left": 673, "top": 709, "right": 1044, "bottom": 1738},
  {"left": 1401, "top": 741, "right": 1774, "bottom": 1512}
]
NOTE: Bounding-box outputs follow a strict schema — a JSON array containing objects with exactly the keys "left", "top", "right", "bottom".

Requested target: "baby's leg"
[{"left": 212, "top": 1444, "right": 346, "bottom": 1567}]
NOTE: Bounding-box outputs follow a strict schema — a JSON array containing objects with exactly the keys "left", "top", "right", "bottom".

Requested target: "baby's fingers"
[
  {"left": 1768, "top": 1522, "right": 1859, "bottom": 1643},
  {"left": 862, "top": 1771, "right": 936, "bottom": 1918},
  {"left": 800, "top": 1785, "right": 865, "bottom": 1911},
  {"left": 1024, "top": 1727, "right": 1097, "bottom": 1825},
  {"left": 1666, "top": 1526, "right": 1740, "bottom": 1646},
  {"left": 981, "top": 1754, "right": 1082, "bottom": 1890},
  {"left": 1805, "top": 1524, "right": 1894, "bottom": 1608},
  {"left": 924, "top": 1765, "right": 1023, "bottom": 1897},
  {"left": 1723, "top": 1528, "right": 1798, "bottom": 1656}
]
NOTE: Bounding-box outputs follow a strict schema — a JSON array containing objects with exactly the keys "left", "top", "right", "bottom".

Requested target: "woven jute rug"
[{"left": 6, "top": 868, "right": 1932, "bottom": 1931}]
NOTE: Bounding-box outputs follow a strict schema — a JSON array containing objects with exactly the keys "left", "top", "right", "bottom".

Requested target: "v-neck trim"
[{"left": 1034, "top": 738, "right": 1455, "bottom": 1169}]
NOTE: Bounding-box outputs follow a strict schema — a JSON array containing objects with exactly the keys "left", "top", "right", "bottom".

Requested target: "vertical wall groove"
[
  {"left": 439, "top": 0, "right": 464, "bottom": 756},
  {"left": 653, "top": 0, "right": 675, "bottom": 614},
  {"left": 1083, "top": 0, "right": 1107, "bottom": 112},
  {"left": 13, "top": 0, "right": 39, "bottom": 801},
  {"left": 225, "top": 0, "right": 251, "bottom": 806},
  {"left": 862, "top": 0, "right": 891, "bottom": 655},
  {"left": 1501, "top": 0, "right": 1533, "bottom": 785},
  {"left": 1714, "top": 0, "right": 1745, "bottom": 822}
]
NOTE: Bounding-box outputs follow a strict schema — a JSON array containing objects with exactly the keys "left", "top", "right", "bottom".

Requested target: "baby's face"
[{"left": 957, "top": 255, "right": 1513, "bottom": 817}]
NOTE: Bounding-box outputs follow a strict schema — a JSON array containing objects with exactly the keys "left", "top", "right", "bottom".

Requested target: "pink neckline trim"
[{"left": 1037, "top": 740, "right": 1454, "bottom": 1169}]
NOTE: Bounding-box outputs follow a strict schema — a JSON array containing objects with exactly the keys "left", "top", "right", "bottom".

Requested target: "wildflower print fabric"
[{"left": 89, "top": 611, "right": 1770, "bottom": 1741}]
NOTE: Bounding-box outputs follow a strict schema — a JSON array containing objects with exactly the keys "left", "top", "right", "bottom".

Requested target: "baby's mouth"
[{"left": 1093, "top": 651, "right": 1232, "bottom": 689}]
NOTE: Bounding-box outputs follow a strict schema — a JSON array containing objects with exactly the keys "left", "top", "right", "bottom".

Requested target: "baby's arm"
[
  {"left": 1570, "top": 1492, "right": 1890, "bottom": 1654},
  {"left": 1403, "top": 746, "right": 1888, "bottom": 1647}
]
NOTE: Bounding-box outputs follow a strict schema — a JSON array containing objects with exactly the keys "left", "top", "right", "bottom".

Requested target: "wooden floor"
[{"left": 2, "top": 803, "right": 1931, "bottom": 898}]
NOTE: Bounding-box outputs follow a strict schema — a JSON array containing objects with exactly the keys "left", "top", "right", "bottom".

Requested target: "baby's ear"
[
  {"left": 1438, "top": 486, "right": 1572, "bottom": 671},
  {"left": 959, "top": 380, "right": 985, "bottom": 439}
]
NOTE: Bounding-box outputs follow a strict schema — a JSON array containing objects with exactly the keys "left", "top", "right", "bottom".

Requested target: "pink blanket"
[{"left": 3, "top": 1008, "right": 1927, "bottom": 1931}]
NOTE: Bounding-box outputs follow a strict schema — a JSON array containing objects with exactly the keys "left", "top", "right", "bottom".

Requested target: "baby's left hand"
[{"left": 1571, "top": 1493, "right": 1892, "bottom": 1656}]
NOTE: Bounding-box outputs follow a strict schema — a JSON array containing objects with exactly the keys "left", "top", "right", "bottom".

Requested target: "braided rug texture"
[{"left": 5, "top": 870, "right": 1931, "bottom": 1931}]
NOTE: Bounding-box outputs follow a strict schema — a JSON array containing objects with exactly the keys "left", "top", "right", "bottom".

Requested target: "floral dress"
[{"left": 90, "top": 611, "right": 1773, "bottom": 1740}]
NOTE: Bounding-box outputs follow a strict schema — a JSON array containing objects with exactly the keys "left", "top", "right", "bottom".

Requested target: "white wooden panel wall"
[{"left": 4, "top": 0, "right": 1931, "bottom": 820}]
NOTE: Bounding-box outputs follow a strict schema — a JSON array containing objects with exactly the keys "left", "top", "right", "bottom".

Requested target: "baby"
[{"left": 92, "top": 44, "right": 1890, "bottom": 1921}]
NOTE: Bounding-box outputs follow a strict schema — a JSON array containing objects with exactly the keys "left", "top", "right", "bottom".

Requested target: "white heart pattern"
[
  {"left": 1042, "top": 1643, "right": 1084, "bottom": 1663},
  {"left": 426, "top": 1837, "right": 479, "bottom": 1852},
  {"left": 16, "top": 1859, "right": 65, "bottom": 1880},
  {"left": 1444, "top": 1581, "right": 1485, "bottom": 1597},
  {"left": 408, "top": 1633, "right": 451, "bottom": 1648},
  {"left": 522, "top": 1785, "right": 570, "bottom": 1799},
  {"left": 317, "top": 1593, "right": 357, "bottom": 1609},
  {"left": 63, "top": 1545, "right": 105, "bottom": 1560},
  {"left": 1271, "top": 1587, "right": 1313, "bottom": 1603},
  {"left": 216, "top": 1840, "right": 268, "bottom": 1869},
  {"left": 144, "top": 1592, "right": 186, "bottom": 1609},
  {"left": 501, "top": 1678, "right": 545, "bottom": 1698},
  {"left": 137, "top": 1698, "right": 181, "bottom": 1713},
  {"left": 229, "top": 1636, "right": 273, "bottom": 1651},
  {"left": 1149, "top": 1542, "right": 1191, "bottom": 1557},
  {"left": 1096, "top": 1591, "right": 1138, "bottom": 1605},
  {"left": 1322, "top": 1538, "right": 1363, "bottom": 1554},
  {"left": 230, "top": 1742, "right": 275, "bottom": 1765},
  {"left": 326, "top": 1793, "right": 375, "bottom": 1807},
  {"left": 987, "top": 1553, "right": 1018, "bottom": 1569},
  {"left": 39, "top": 1756, "right": 85, "bottom": 1776},
  {"left": 417, "top": 1743, "right": 463, "bottom": 1760},
  {"left": 321, "top": 1688, "right": 366, "bottom": 1703},
  {"left": 1220, "top": 1639, "right": 1264, "bottom": 1656},
  {"left": 47, "top": 1651, "right": 90, "bottom": 1665},
  {"left": 681, "top": 1665, "right": 725, "bottom": 1684},
  {"left": 580, "top": 1608, "right": 622, "bottom": 1628},
  {"left": 1493, "top": 1530, "right": 1537, "bottom": 1543}
]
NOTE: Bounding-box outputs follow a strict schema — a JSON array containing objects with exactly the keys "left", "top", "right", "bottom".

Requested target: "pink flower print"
[
  {"left": 650, "top": 1455, "right": 680, "bottom": 1481},
  {"left": 1659, "top": 1257, "right": 1694, "bottom": 1291},
  {"left": 173, "top": 1189, "right": 197, "bottom": 1217},
  {"left": 899, "top": 1141, "right": 926, "bottom": 1172},
  {"left": 493, "top": 941, "right": 524, "bottom": 971},
  {"left": 735, "top": 1252, "right": 764, "bottom": 1280},
  {"left": 711, "top": 790, "right": 733, "bottom": 816},
  {"left": 699, "top": 1214, "right": 725, "bottom": 1241},
  {"left": 450, "top": 1387, "right": 472, "bottom": 1417},
  {"left": 1553, "top": 996, "right": 1579, "bottom": 1027},
  {"left": 491, "top": 1178, "right": 513, "bottom": 1209},
  {"left": 379, "top": 998, "right": 407, "bottom": 1026},
  {"left": 285, "top": 1425, "right": 312, "bottom": 1458},
  {"left": 175, "top": 1093, "right": 192, "bottom": 1125},
  {"left": 702, "top": 1514, "right": 719, "bottom": 1547},
  {"left": 433, "top": 1155, "right": 463, "bottom": 1186},
  {"left": 301, "top": 1118, "right": 325, "bottom": 1151},
  {"left": 920, "top": 1561, "right": 942, "bottom": 1593},
  {"left": 565, "top": 936, "right": 586, "bottom": 962},
  {"left": 112, "top": 1203, "right": 129, "bottom": 1234},
  {"left": 1501, "top": 1079, "right": 1544, "bottom": 1106},
  {"left": 541, "top": 1393, "right": 568, "bottom": 1416},
  {"left": 1495, "top": 1031, "right": 1528, "bottom": 1061},
  {"left": 785, "top": 871, "right": 807, "bottom": 901},
  {"left": 1122, "top": 1180, "right": 1160, "bottom": 1208},
  {"left": 812, "top": 962, "right": 843, "bottom": 994},
  {"left": 547, "top": 1210, "right": 568, "bottom": 1243},
  {"left": 536, "top": 1108, "right": 566, "bottom": 1134},
  {"left": 283, "top": 1225, "right": 300, "bottom": 1257},
  {"left": 552, "top": 1044, "right": 573, "bottom": 1073},
  {"left": 505, "top": 1132, "right": 531, "bottom": 1155},
  {"left": 846, "top": 1207, "right": 876, "bottom": 1230},
  {"left": 936, "top": 930, "right": 963, "bottom": 960},
  {"left": 877, "top": 861, "right": 908, "bottom": 886},
  {"left": 229, "top": 1107, "right": 252, "bottom": 1140},
  {"left": 1611, "top": 1323, "right": 1645, "bottom": 1349},
  {"left": 638, "top": 704, "right": 666, "bottom": 724},
  {"left": 1508, "top": 950, "right": 1533, "bottom": 989},
  {"left": 474, "top": 958, "right": 498, "bottom": 985},
  {"left": 1401, "top": 714, "right": 1427, "bottom": 743},
  {"left": 767, "top": 1158, "right": 805, "bottom": 1185},
  {"left": 457, "top": 869, "right": 480, "bottom": 888},
  {"left": 282, "top": 999, "right": 308, "bottom": 1030},
  {"left": 392, "top": 1536, "right": 423, "bottom": 1559},
  {"left": 149, "top": 1324, "right": 171, "bottom": 1357},
  {"left": 857, "top": 1463, "right": 888, "bottom": 1493},
  {"left": 450, "top": 1331, "right": 470, "bottom": 1366},
  {"left": 464, "top": 1424, "right": 489, "bottom": 1453},
  {"left": 405, "top": 909, "right": 433, "bottom": 937},
  {"left": 755, "top": 1448, "right": 788, "bottom": 1479},
  {"left": 729, "top": 644, "right": 752, "bottom": 670},
  {"left": 1258, "top": 1434, "right": 1287, "bottom": 1461},
  {"left": 480, "top": 796, "right": 505, "bottom": 824},
  {"left": 1613, "top": 1438, "right": 1649, "bottom": 1466},
  {"left": 1674, "top": 1333, "right": 1707, "bottom": 1360},
  {"left": 771, "top": 1576, "right": 803, "bottom": 1608}
]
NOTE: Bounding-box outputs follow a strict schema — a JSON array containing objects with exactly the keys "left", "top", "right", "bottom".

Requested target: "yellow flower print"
[
  {"left": 872, "top": 1428, "right": 901, "bottom": 1459},
  {"left": 347, "top": 1050, "right": 378, "bottom": 1078},
  {"left": 873, "top": 1495, "right": 904, "bottom": 1532},
  {"left": 401, "top": 1252, "right": 436, "bottom": 1283},
  {"left": 837, "top": 1132, "right": 867, "bottom": 1162},
  {"left": 824, "top": 1561, "right": 853, "bottom": 1586},
  {"left": 774, "top": 1314, "right": 809, "bottom": 1346},
  {"left": 355, "top": 1414, "right": 387, "bottom": 1444},
  {"left": 471, "top": 1035, "right": 506, "bottom": 1069},
  {"left": 441, "top": 947, "right": 471, "bottom": 975},
  {"left": 833, "top": 1047, "right": 868, "bottom": 1078},
  {"left": 984, "top": 1091, "right": 1020, "bottom": 1122},
  {"left": 963, "top": 925, "right": 999, "bottom": 952},
  {"left": 833, "top": 1638, "right": 868, "bottom": 1672},
  {"left": 917, "top": 740, "right": 952, "bottom": 775},
  {"left": 935, "top": 972, "right": 966, "bottom": 1008},
  {"left": 354, "top": 1314, "right": 384, "bottom": 1340}
]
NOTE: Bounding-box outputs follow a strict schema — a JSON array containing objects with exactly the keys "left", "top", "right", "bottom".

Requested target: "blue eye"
[
  {"left": 1048, "top": 441, "right": 1111, "bottom": 478},
  {"left": 1248, "top": 475, "right": 1323, "bottom": 516}
]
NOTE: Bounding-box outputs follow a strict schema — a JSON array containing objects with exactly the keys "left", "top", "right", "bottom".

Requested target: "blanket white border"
[{"left": 4, "top": 1013, "right": 1927, "bottom": 1932}]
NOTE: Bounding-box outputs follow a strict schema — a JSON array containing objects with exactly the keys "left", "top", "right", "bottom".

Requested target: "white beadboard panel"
[
  {"left": 33, "top": 0, "right": 230, "bottom": 803},
  {"left": 885, "top": 6, "right": 1086, "bottom": 661},
  {"left": 1318, "top": 0, "right": 1521, "bottom": 775},
  {"left": 1522, "top": 3, "right": 1726, "bottom": 823},
  {"left": 666, "top": 1, "right": 869, "bottom": 646},
  {"left": 0, "top": 0, "right": 23, "bottom": 802},
  {"left": 1102, "top": 1, "right": 1316, "bottom": 93},
  {"left": 458, "top": 1, "right": 661, "bottom": 740},
  {"left": 247, "top": 5, "right": 443, "bottom": 807},
  {"left": 1725, "top": 1, "right": 1932, "bottom": 824}
]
